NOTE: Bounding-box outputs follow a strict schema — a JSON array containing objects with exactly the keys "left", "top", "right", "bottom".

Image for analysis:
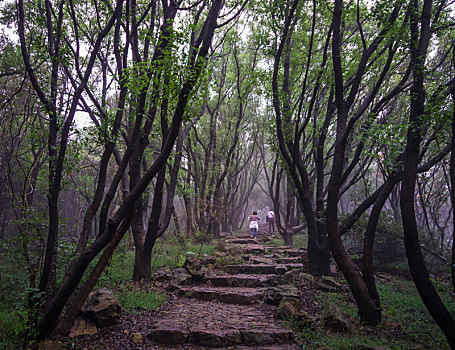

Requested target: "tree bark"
[{"left": 400, "top": 0, "right": 455, "bottom": 347}]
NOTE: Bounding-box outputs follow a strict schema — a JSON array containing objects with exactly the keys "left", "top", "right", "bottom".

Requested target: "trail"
[{"left": 148, "top": 232, "right": 306, "bottom": 349}]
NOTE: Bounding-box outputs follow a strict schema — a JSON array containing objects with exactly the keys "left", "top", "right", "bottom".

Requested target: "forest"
[{"left": 0, "top": 0, "right": 455, "bottom": 348}]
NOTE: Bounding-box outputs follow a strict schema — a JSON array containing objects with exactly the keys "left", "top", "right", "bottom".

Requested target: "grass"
[
  {"left": 117, "top": 287, "right": 166, "bottom": 314},
  {"left": 265, "top": 232, "right": 308, "bottom": 249},
  {"left": 0, "top": 308, "right": 29, "bottom": 350},
  {"left": 0, "top": 234, "right": 216, "bottom": 349},
  {"left": 0, "top": 254, "right": 32, "bottom": 349},
  {"left": 96, "top": 235, "right": 217, "bottom": 289},
  {"left": 290, "top": 277, "right": 454, "bottom": 349}
]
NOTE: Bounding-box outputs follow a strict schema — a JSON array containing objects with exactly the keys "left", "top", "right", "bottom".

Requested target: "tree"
[{"left": 400, "top": 0, "right": 455, "bottom": 346}]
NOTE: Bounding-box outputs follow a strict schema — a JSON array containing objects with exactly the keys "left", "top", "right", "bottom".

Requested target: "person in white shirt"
[{"left": 249, "top": 211, "right": 260, "bottom": 239}]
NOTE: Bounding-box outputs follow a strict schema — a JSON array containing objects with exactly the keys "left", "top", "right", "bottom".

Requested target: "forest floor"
[{"left": 1, "top": 231, "right": 454, "bottom": 349}]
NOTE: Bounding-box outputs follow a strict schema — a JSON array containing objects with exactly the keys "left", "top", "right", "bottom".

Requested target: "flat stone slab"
[
  {"left": 206, "top": 274, "right": 280, "bottom": 288},
  {"left": 246, "top": 244, "right": 265, "bottom": 254},
  {"left": 275, "top": 257, "right": 302, "bottom": 264},
  {"left": 178, "top": 286, "right": 266, "bottom": 304},
  {"left": 223, "top": 264, "right": 278, "bottom": 275},
  {"left": 225, "top": 238, "right": 258, "bottom": 245},
  {"left": 250, "top": 256, "right": 274, "bottom": 265},
  {"left": 265, "top": 247, "right": 305, "bottom": 257},
  {"left": 148, "top": 299, "right": 295, "bottom": 347},
  {"left": 223, "top": 264, "right": 302, "bottom": 275}
]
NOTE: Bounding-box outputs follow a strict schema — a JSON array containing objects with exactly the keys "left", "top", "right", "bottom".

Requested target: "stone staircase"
[{"left": 148, "top": 233, "right": 306, "bottom": 349}]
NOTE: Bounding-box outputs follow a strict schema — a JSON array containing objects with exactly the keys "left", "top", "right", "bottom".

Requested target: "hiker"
[
  {"left": 249, "top": 211, "right": 260, "bottom": 239},
  {"left": 266, "top": 208, "right": 275, "bottom": 233}
]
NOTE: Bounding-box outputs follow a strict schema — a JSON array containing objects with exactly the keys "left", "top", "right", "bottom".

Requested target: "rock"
[
  {"left": 202, "top": 255, "right": 216, "bottom": 264},
  {"left": 153, "top": 269, "right": 170, "bottom": 282},
  {"left": 246, "top": 244, "right": 265, "bottom": 255},
  {"left": 275, "top": 300, "right": 313, "bottom": 327},
  {"left": 131, "top": 332, "right": 144, "bottom": 344},
  {"left": 357, "top": 346, "right": 390, "bottom": 350},
  {"left": 281, "top": 296, "right": 301, "bottom": 309},
  {"left": 171, "top": 267, "right": 193, "bottom": 286},
  {"left": 276, "top": 300, "right": 297, "bottom": 318},
  {"left": 330, "top": 265, "right": 338, "bottom": 274},
  {"left": 300, "top": 272, "right": 315, "bottom": 282},
  {"left": 82, "top": 288, "right": 121, "bottom": 327},
  {"left": 283, "top": 269, "right": 313, "bottom": 286},
  {"left": 318, "top": 276, "right": 343, "bottom": 292},
  {"left": 275, "top": 265, "right": 288, "bottom": 275},
  {"left": 37, "top": 340, "right": 62, "bottom": 350},
  {"left": 217, "top": 240, "right": 228, "bottom": 252},
  {"left": 69, "top": 318, "right": 98, "bottom": 337},
  {"left": 214, "top": 251, "right": 227, "bottom": 257},
  {"left": 148, "top": 325, "right": 188, "bottom": 344},
  {"left": 189, "top": 328, "right": 242, "bottom": 347},
  {"left": 266, "top": 285, "right": 300, "bottom": 305},
  {"left": 179, "top": 286, "right": 265, "bottom": 305},
  {"left": 250, "top": 256, "right": 274, "bottom": 265},
  {"left": 320, "top": 302, "right": 356, "bottom": 333},
  {"left": 377, "top": 272, "right": 393, "bottom": 281},
  {"left": 184, "top": 254, "right": 206, "bottom": 280}
]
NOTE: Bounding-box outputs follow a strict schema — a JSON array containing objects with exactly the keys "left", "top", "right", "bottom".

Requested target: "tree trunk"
[
  {"left": 362, "top": 174, "right": 399, "bottom": 313},
  {"left": 450, "top": 58, "right": 455, "bottom": 296},
  {"left": 400, "top": 1, "right": 455, "bottom": 347},
  {"left": 326, "top": 0, "right": 381, "bottom": 325}
]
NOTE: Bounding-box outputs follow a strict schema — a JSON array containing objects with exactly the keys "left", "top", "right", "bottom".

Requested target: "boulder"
[
  {"left": 283, "top": 270, "right": 314, "bottom": 286},
  {"left": 320, "top": 302, "right": 356, "bottom": 334},
  {"left": 266, "top": 285, "right": 300, "bottom": 305},
  {"left": 317, "top": 276, "right": 343, "bottom": 292},
  {"left": 171, "top": 267, "right": 193, "bottom": 286},
  {"left": 184, "top": 254, "right": 207, "bottom": 280},
  {"left": 131, "top": 332, "right": 144, "bottom": 344},
  {"left": 275, "top": 299, "right": 313, "bottom": 327},
  {"left": 69, "top": 318, "right": 98, "bottom": 337},
  {"left": 82, "top": 288, "right": 121, "bottom": 327},
  {"left": 153, "top": 269, "right": 171, "bottom": 283}
]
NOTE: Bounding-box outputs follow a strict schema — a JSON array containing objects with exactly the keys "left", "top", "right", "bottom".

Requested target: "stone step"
[
  {"left": 249, "top": 256, "right": 274, "bottom": 264},
  {"left": 225, "top": 238, "right": 258, "bottom": 245},
  {"left": 205, "top": 274, "right": 282, "bottom": 288},
  {"left": 148, "top": 299, "right": 295, "bottom": 347},
  {"left": 223, "top": 264, "right": 303, "bottom": 275},
  {"left": 265, "top": 246, "right": 305, "bottom": 257},
  {"left": 275, "top": 257, "right": 302, "bottom": 264},
  {"left": 178, "top": 286, "right": 266, "bottom": 304},
  {"left": 245, "top": 243, "right": 265, "bottom": 255}
]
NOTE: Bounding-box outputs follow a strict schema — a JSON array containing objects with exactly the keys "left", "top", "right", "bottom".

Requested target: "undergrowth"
[
  {"left": 290, "top": 278, "right": 453, "bottom": 349},
  {"left": 117, "top": 286, "right": 166, "bottom": 314}
]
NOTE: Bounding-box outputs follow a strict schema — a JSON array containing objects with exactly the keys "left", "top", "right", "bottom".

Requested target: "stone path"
[{"left": 148, "top": 232, "right": 307, "bottom": 349}]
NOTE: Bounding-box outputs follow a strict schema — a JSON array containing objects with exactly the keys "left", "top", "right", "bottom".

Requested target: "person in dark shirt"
[{"left": 266, "top": 209, "right": 275, "bottom": 233}]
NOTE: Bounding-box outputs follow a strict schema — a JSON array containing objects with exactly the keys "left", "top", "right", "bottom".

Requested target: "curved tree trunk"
[{"left": 400, "top": 1, "right": 455, "bottom": 347}]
